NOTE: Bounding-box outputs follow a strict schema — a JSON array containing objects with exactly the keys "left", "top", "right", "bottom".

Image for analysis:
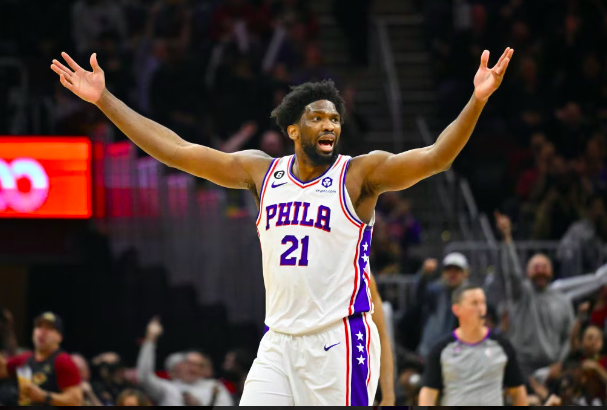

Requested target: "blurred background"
[{"left": 1, "top": 0, "right": 607, "bottom": 406}]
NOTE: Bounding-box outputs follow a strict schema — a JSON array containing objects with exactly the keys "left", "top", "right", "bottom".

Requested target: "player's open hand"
[
  {"left": 473, "top": 48, "right": 514, "bottom": 102},
  {"left": 50, "top": 53, "right": 105, "bottom": 104}
]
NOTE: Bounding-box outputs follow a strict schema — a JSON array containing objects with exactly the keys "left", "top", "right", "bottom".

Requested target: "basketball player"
[{"left": 50, "top": 46, "right": 513, "bottom": 406}]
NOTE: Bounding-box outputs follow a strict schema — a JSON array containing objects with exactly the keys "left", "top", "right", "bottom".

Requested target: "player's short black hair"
[
  {"left": 270, "top": 80, "right": 346, "bottom": 137},
  {"left": 452, "top": 283, "right": 484, "bottom": 305}
]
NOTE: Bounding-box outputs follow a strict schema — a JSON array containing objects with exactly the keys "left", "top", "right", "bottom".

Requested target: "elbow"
[
  {"left": 68, "top": 391, "right": 84, "bottom": 407},
  {"left": 427, "top": 148, "right": 452, "bottom": 174},
  {"left": 440, "top": 161, "right": 453, "bottom": 173}
]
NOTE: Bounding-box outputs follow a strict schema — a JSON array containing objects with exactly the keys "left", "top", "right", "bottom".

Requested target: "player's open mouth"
[{"left": 317, "top": 136, "right": 335, "bottom": 152}]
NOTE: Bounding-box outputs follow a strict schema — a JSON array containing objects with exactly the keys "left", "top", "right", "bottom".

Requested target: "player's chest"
[{"left": 260, "top": 181, "right": 342, "bottom": 232}]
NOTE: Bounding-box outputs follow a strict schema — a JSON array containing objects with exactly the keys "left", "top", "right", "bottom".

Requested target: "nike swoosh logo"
[
  {"left": 271, "top": 182, "right": 287, "bottom": 188},
  {"left": 324, "top": 343, "right": 341, "bottom": 351}
]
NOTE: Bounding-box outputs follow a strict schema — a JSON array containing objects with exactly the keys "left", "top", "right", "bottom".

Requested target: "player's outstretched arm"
[
  {"left": 360, "top": 48, "right": 514, "bottom": 194},
  {"left": 51, "top": 53, "right": 271, "bottom": 190}
]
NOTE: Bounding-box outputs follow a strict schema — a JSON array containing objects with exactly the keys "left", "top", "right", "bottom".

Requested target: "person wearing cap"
[
  {"left": 0, "top": 312, "right": 82, "bottom": 406},
  {"left": 416, "top": 253, "right": 470, "bottom": 359},
  {"left": 419, "top": 285, "right": 528, "bottom": 406}
]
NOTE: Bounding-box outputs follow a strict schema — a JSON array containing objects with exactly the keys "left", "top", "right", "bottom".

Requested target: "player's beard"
[{"left": 301, "top": 137, "right": 340, "bottom": 167}]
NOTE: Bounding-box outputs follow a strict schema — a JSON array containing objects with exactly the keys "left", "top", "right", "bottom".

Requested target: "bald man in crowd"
[
  {"left": 489, "top": 213, "right": 575, "bottom": 379},
  {"left": 502, "top": 253, "right": 575, "bottom": 378}
]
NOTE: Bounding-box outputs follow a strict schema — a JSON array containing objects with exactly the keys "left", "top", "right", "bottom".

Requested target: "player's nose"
[{"left": 321, "top": 119, "right": 335, "bottom": 132}]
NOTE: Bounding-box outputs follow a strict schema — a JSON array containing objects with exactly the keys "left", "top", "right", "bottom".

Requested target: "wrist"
[
  {"left": 44, "top": 391, "right": 53, "bottom": 406},
  {"left": 94, "top": 88, "right": 110, "bottom": 107},
  {"left": 472, "top": 93, "right": 489, "bottom": 106}
]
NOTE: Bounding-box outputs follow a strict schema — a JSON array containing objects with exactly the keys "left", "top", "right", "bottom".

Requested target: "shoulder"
[
  {"left": 350, "top": 151, "right": 392, "bottom": 172},
  {"left": 234, "top": 150, "right": 275, "bottom": 169},
  {"left": 54, "top": 352, "right": 78, "bottom": 371},
  {"left": 427, "top": 281, "right": 444, "bottom": 292},
  {"left": 488, "top": 331, "right": 518, "bottom": 356},
  {"left": 54, "top": 353, "right": 81, "bottom": 390},
  {"left": 488, "top": 331, "right": 513, "bottom": 347},
  {"left": 233, "top": 150, "right": 276, "bottom": 188},
  {"left": 428, "top": 333, "right": 457, "bottom": 358},
  {"left": 8, "top": 351, "right": 32, "bottom": 367},
  {"left": 7, "top": 352, "right": 33, "bottom": 377}
]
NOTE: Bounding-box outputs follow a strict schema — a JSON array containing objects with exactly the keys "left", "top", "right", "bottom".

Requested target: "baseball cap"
[
  {"left": 442, "top": 252, "right": 469, "bottom": 271},
  {"left": 34, "top": 312, "right": 64, "bottom": 335}
]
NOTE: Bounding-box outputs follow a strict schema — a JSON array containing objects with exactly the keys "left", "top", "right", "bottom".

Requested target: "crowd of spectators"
[
  {"left": 7, "top": 0, "right": 607, "bottom": 406},
  {"left": 384, "top": 210, "right": 607, "bottom": 406},
  {"left": 0, "top": 0, "right": 374, "bottom": 155},
  {"left": 363, "top": 1, "right": 607, "bottom": 405},
  {"left": 424, "top": 0, "right": 607, "bottom": 247},
  {"left": 0, "top": 310, "right": 253, "bottom": 406}
]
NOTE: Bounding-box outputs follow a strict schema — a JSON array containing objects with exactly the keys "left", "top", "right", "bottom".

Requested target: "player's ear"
[
  {"left": 287, "top": 125, "right": 299, "bottom": 142},
  {"left": 452, "top": 304, "right": 460, "bottom": 317}
]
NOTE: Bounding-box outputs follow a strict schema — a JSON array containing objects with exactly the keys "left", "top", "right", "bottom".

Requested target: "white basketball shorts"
[{"left": 240, "top": 312, "right": 380, "bottom": 406}]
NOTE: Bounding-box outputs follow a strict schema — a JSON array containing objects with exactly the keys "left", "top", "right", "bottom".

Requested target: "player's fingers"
[
  {"left": 51, "top": 64, "right": 64, "bottom": 77},
  {"left": 495, "top": 47, "right": 510, "bottom": 68},
  {"left": 51, "top": 62, "right": 73, "bottom": 78},
  {"left": 60, "top": 74, "right": 74, "bottom": 89},
  {"left": 495, "top": 57, "right": 511, "bottom": 76},
  {"left": 90, "top": 53, "right": 103, "bottom": 73},
  {"left": 480, "top": 50, "right": 489, "bottom": 69},
  {"left": 52, "top": 59, "right": 75, "bottom": 75},
  {"left": 62, "top": 52, "right": 83, "bottom": 72}
]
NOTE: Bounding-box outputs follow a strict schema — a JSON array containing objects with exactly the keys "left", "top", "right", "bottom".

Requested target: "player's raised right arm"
[{"left": 51, "top": 53, "right": 270, "bottom": 189}]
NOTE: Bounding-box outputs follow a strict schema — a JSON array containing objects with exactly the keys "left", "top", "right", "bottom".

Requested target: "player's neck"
[
  {"left": 455, "top": 325, "right": 488, "bottom": 345},
  {"left": 291, "top": 153, "right": 334, "bottom": 183},
  {"left": 35, "top": 346, "right": 58, "bottom": 361}
]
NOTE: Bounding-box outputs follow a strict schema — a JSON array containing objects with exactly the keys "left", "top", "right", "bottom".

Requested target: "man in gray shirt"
[
  {"left": 419, "top": 285, "right": 527, "bottom": 406},
  {"left": 489, "top": 212, "right": 575, "bottom": 379}
]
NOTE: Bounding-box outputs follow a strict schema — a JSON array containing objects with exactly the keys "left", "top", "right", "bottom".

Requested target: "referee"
[{"left": 418, "top": 285, "right": 528, "bottom": 406}]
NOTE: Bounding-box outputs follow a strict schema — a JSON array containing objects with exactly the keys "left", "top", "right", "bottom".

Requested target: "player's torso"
[{"left": 256, "top": 155, "right": 374, "bottom": 335}]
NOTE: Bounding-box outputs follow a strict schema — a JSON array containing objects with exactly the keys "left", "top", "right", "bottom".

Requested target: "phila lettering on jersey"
[{"left": 256, "top": 155, "right": 375, "bottom": 335}]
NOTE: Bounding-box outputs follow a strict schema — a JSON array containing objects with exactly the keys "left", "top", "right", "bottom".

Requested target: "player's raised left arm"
[{"left": 363, "top": 48, "right": 514, "bottom": 194}]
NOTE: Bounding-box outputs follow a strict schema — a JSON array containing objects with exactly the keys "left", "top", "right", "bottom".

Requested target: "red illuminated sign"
[{"left": 0, "top": 137, "right": 92, "bottom": 219}]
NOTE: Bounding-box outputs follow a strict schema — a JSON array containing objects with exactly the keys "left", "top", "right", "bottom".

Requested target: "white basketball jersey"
[{"left": 256, "top": 155, "right": 375, "bottom": 335}]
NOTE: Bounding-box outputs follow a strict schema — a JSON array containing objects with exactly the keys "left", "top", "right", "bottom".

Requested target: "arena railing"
[
  {"left": 444, "top": 240, "right": 588, "bottom": 280},
  {"left": 417, "top": 115, "right": 492, "bottom": 243},
  {"left": 374, "top": 274, "right": 418, "bottom": 323}
]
